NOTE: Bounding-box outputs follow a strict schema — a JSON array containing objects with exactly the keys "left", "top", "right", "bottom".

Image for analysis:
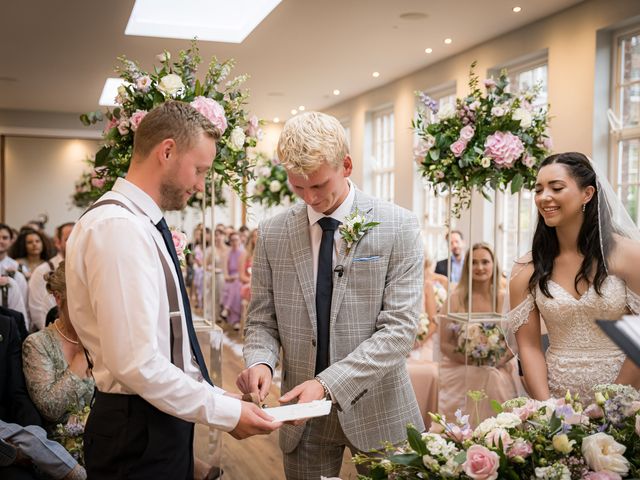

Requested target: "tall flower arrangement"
[
  {"left": 413, "top": 62, "right": 552, "bottom": 216},
  {"left": 355, "top": 385, "right": 640, "bottom": 480},
  {"left": 250, "top": 152, "right": 297, "bottom": 207},
  {"left": 74, "top": 41, "right": 260, "bottom": 208}
]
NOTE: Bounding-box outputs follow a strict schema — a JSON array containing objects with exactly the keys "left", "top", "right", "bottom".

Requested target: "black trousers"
[{"left": 84, "top": 390, "right": 194, "bottom": 480}]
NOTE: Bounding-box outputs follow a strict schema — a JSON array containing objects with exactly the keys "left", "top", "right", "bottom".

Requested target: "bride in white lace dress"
[{"left": 508, "top": 152, "right": 640, "bottom": 401}]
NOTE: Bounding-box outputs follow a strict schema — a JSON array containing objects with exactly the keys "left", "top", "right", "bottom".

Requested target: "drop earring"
[{"left": 582, "top": 203, "right": 586, "bottom": 212}]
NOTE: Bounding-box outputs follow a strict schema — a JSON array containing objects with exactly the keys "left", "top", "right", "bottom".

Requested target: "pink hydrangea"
[
  {"left": 463, "top": 444, "right": 500, "bottom": 480},
  {"left": 484, "top": 131, "right": 524, "bottom": 167},
  {"left": 450, "top": 139, "right": 467, "bottom": 158},
  {"left": 129, "top": 110, "right": 148, "bottom": 132},
  {"left": 190, "top": 96, "right": 227, "bottom": 135}
]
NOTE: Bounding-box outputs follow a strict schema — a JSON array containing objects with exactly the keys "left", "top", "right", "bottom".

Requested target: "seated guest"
[
  {"left": 0, "top": 224, "right": 29, "bottom": 305},
  {"left": 435, "top": 230, "right": 465, "bottom": 284},
  {"left": 9, "top": 229, "right": 52, "bottom": 281},
  {"left": 22, "top": 262, "right": 94, "bottom": 427},
  {"left": 0, "top": 276, "right": 28, "bottom": 334},
  {"left": 28, "top": 223, "right": 74, "bottom": 332}
]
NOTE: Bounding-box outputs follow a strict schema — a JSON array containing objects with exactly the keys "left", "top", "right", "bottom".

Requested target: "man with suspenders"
[{"left": 66, "top": 101, "right": 280, "bottom": 479}]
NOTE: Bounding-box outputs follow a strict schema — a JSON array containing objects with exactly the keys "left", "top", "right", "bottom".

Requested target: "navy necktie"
[
  {"left": 315, "top": 217, "right": 341, "bottom": 374},
  {"left": 155, "top": 218, "right": 212, "bottom": 385}
]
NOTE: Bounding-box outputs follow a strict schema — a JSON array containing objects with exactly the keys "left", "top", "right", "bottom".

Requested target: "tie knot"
[
  {"left": 155, "top": 218, "right": 169, "bottom": 233},
  {"left": 317, "top": 217, "right": 341, "bottom": 232}
]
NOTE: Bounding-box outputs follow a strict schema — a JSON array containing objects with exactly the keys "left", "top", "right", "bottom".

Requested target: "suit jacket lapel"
[
  {"left": 286, "top": 205, "right": 317, "bottom": 330},
  {"left": 330, "top": 190, "right": 374, "bottom": 326}
]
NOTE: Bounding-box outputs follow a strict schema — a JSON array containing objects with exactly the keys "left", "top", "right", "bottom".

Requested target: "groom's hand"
[
  {"left": 229, "top": 401, "right": 282, "bottom": 439},
  {"left": 236, "top": 364, "right": 272, "bottom": 402}
]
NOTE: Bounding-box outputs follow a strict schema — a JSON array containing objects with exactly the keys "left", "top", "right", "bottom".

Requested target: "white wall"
[{"left": 4, "top": 136, "right": 99, "bottom": 236}]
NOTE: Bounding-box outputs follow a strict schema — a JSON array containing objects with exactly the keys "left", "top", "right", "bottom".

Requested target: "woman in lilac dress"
[{"left": 221, "top": 231, "right": 244, "bottom": 330}]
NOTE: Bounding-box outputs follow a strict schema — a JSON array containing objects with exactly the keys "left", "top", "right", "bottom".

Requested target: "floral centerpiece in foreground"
[
  {"left": 250, "top": 153, "right": 297, "bottom": 207},
  {"left": 355, "top": 384, "right": 640, "bottom": 479},
  {"left": 413, "top": 61, "right": 552, "bottom": 216},
  {"left": 74, "top": 41, "right": 260, "bottom": 209}
]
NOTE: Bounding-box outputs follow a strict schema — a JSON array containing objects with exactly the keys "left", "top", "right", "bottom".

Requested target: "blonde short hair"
[
  {"left": 133, "top": 101, "right": 220, "bottom": 160},
  {"left": 45, "top": 261, "right": 66, "bottom": 301},
  {"left": 276, "top": 111, "right": 348, "bottom": 175}
]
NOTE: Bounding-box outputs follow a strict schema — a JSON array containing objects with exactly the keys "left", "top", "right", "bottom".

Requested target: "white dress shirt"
[
  {"left": 0, "top": 256, "right": 28, "bottom": 310},
  {"left": 306, "top": 179, "right": 356, "bottom": 285},
  {"left": 65, "top": 178, "right": 241, "bottom": 431},
  {"left": 28, "top": 254, "right": 61, "bottom": 331}
]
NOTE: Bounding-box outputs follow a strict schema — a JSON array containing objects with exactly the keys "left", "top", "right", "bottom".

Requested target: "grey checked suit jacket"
[{"left": 243, "top": 189, "right": 425, "bottom": 452}]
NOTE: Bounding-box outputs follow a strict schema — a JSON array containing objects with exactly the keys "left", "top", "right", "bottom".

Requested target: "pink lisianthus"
[
  {"left": 484, "top": 78, "right": 497, "bottom": 89},
  {"left": 585, "top": 403, "right": 605, "bottom": 420},
  {"left": 190, "top": 96, "right": 227, "bottom": 135},
  {"left": 246, "top": 115, "right": 260, "bottom": 138},
  {"left": 507, "top": 438, "right": 533, "bottom": 459},
  {"left": 450, "top": 139, "right": 467, "bottom": 158},
  {"left": 462, "top": 444, "right": 500, "bottom": 480},
  {"left": 129, "top": 110, "right": 148, "bottom": 132},
  {"left": 522, "top": 154, "right": 536, "bottom": 168},
  {"left": 460, "top": 125, "right": 475, "bottom": 142},
  {"left": 135, "top": 75, "right": 152, "bottom": 93},
  {"left": 445, "top": 424, "right": 473, "bottom": 443},
  {"left": 484, "top": 131, "right": 524, "bottom": 167}
]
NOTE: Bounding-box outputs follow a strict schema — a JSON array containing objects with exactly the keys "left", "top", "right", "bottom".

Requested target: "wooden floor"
[{"left": 195, "top": 325, "right": 359, "bottom": 480}]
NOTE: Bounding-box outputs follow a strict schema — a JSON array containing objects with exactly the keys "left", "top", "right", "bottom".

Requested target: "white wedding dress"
[{"left": 509, "top": 275, "right": 640, "bottom": 401}]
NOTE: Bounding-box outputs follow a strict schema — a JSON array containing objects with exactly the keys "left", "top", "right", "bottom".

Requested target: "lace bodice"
[{"left": 508, "top": 276, "right": 640, "bottom": 400}]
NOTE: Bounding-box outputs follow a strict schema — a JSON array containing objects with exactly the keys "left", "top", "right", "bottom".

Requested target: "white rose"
[
  {"left": 491, "top": 106, "right": 506, "bottom": 117},
  {"left": 495, "top": 412, "right": 522, "bottom": 429},
  {"left": 513, "top": 107, "right": 533, "bottom": 129},
  {"left": 158, "top": 73, "right": 184, "bottom": 97},
  {"left": 437, "top": 103, "right": 456, "bottom": 121},
  {"left": 582, "top": 432, "right": 630, "bottom": 475},
  {"left": 230, "top": 126, "right": 246, "bottom": 150},
  {"left": 269, "top": 180, "right": 282, "bottom": 193}
]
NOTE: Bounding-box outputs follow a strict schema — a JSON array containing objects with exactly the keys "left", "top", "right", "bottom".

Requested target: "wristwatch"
[{"left": 314, "top": 376, "right": 331, "bottom": 400}]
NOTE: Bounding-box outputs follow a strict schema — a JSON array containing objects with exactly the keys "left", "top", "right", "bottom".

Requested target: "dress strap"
[
  {"left": 626, "top": 286, "right": 640, "bottom": 315},
  {"left": 507, "top": 294, "right": 535, "bottom": 334}
]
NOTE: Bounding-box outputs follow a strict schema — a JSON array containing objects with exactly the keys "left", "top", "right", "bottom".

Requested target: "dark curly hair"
[
  {"left": 528, "top": 152, "right": 613, "bottom": 298},
  {"left": 8, "top": 228, "right": 52, "bottom": 261}
]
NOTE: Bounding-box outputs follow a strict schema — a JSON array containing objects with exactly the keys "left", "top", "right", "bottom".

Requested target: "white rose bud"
[
  {"left": 269, "top": 180, "right": 282, "bottom": 193},
  {"left": 156, "top": 51, "right": 171, "bottom": 62},
  {"left": 229, "top": 126, "right": 246, "bottom": 151},
  {"left": 158, "top": 73, "right": 184, "bottom": 98}
]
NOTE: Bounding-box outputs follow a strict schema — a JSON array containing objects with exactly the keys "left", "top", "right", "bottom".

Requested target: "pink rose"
[
  {"left": 522, "top": 154, "right": 536, "bottom": 168},
  {"left": 171, "top": 230, "right": 188, "bottom": 257},
  {"left": 484, "top": 131, "right": 524, "bottom": 167},
  {"left": 117, "top": 118, "right": 130, "bottom": 136},
  {"left": 584, "top": 472, "right": 622, "bottom": 480},
  {"left": 484, "top": 428, "right": 512, "bottom": 452},
  {"left": 103, "top": 116, "right": 118, "bottom": 134},
  {"left": 129, "top": 110, "right": 148, "bottom": 132},
  {"left": 90, "top": 167, "right": 107, "bottom": 189},
  {"left": 463, "top": 445, "right": 499, "bottom": 480},
  {"left": 190, "top": 96, "right": 227, "bottom": 135},
  {"left": 450, "top": 139, "right": 467, "bottom": 158},
  {"left": 460, "top": 125, "right": 475, "bottom": 142},
  {"left": 585, "top": 404, "right": 605, "bottom": 420},
  {"left": 507, "top": 438, "right": 533, "bottom": 459},
  {"left": 90, "top": 177, "right": 106, "bottom": 189}
]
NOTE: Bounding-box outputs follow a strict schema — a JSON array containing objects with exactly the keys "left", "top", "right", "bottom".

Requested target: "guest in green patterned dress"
[{"left": 22, "top": 262, "right": 94, "bottom": 428}]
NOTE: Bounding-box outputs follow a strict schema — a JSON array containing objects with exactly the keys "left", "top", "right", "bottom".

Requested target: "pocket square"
[{"left": 353, "top": 255, "right": 381, "bottom": 262}]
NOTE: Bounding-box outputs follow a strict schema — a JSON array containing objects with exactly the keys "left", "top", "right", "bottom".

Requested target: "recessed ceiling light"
[
  {"left": 333, "top": 89, "right": 341, "bottom": 96},
  {"left": 291, "top": 109, "right": 298, "bottom": 115},
  {"left": 513, "top": 6, "right": 522, "bottom": 12},
  {"left": 273, "top": 117, "right": 280, "bottom": 123},
  {"left": 125, "top": 0, "right": 282, "bottom": 43},
  {"left": 99, "top": 77, "right": 128, "bottom": 106},
  {"left": 298, "top": 105, "right": 305, "bottom": 111},
  {"left": 444, "top": 38, "right": 452, "bottom": 45},
  {"left": 425, "top": 48, "right": 433, "bottom": 54},
  {"left": 372, "top": 71, "right": 380, "bottom": 78}
]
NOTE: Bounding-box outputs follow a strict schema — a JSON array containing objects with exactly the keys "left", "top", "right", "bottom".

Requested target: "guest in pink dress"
[
  {"left": 438, "top": 243, "right": 517, "bottom": 426},
  {"left": 221, "top": 232, "right": 244, "bottom": 330},
  {"left": 239, "top": 229, "right": 258, "bottom": 302}
]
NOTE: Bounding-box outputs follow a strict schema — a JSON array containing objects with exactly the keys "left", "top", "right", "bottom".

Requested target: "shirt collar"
[
  {"left": 112, "top": 178, "right": 164, "bottom": 224},
  {"left": 307, "top": 179, "right": 356, "bottom": 227}
]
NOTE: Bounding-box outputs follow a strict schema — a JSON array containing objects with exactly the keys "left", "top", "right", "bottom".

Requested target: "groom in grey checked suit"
[{"left": 237, "top": 111, "right": 424, "bottom": 479}]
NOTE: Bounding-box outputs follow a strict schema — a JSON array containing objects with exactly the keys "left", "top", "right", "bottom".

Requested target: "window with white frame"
[
  {"left": 370, "top": 108, "right": 394, "bottom": 202},
  {"left": 611, "top": 27, "right": 640, "bottom": 224},
  {"left": 414, "top": 87, "right": 456, "bottom": 263},
  {"left": 493, "top": 55, "right": 548, "bottom": 270}
]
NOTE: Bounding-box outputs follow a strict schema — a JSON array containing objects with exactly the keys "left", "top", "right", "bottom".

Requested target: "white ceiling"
[{"left": 0, "top": 0, "right": 583, "bottom": 122}]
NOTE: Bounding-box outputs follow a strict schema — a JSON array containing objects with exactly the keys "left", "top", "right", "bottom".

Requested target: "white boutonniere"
[{"left": 339, "top": 209, "right": 379, "bottom": 254}]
